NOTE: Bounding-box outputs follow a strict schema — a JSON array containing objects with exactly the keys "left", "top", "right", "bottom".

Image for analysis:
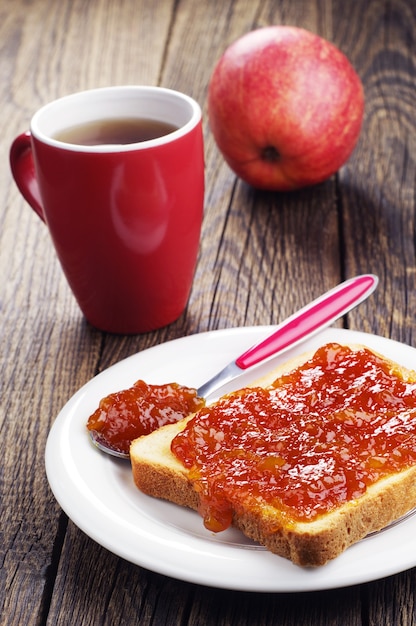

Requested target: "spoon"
[{"left": 90, "top": 273, "right": 378, "bottom": 458}]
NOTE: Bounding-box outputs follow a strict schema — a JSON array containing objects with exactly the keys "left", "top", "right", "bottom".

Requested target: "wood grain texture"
[
  {"left": 335, "top": 0, "right": 416, "bottom": 350},
  {"left": 1, "top": 0, "right": 416, "bottom": 624}
]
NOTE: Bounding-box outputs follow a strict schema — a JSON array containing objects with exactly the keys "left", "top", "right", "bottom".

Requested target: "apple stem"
[{"left": 261, "top": 146, "right": 280, "bottom": 162}]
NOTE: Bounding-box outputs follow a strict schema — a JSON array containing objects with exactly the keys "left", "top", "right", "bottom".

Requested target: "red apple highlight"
[{"left": 208, "top": 26, "right": 364, "bottom": 191}]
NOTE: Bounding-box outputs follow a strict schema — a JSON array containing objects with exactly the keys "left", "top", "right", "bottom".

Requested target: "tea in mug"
[{"left": 53, "top": 117, "right": 179, "bottom": 145}]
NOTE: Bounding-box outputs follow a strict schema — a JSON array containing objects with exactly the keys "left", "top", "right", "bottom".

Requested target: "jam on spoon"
[{"left": 87, "top": 380, "right": 205, "bottom": 457}]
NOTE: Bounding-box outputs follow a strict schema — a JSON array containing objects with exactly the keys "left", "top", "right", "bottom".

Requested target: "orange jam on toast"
[
  {"left": 171, "top": 344, "right": 416, "bottom": 530},
  {"left": 87, "top": 380, "right": 205, "bottom": 455}
]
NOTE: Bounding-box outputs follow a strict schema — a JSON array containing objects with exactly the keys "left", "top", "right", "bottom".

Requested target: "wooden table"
[{"left": 2, "top": 0, "right": 416, "bottom": 623}]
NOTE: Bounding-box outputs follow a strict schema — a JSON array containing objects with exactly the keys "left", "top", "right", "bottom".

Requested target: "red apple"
[{"left": 208, "top": 26, "right": 364, "bottom": 191}]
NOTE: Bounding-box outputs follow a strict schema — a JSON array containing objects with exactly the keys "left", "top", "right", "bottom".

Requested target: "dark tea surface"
[{"left": 53, "top": 117, "right": 179, "bottom": 145}]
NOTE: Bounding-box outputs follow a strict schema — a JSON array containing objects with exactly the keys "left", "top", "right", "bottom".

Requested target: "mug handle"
[{"left": 10, "top": 132, "right": 46, "bottom": 222}]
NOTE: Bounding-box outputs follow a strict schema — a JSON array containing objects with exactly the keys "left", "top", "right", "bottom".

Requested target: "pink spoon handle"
[{"left": 235, "top": 274, "right": 378, "bottom": 369}]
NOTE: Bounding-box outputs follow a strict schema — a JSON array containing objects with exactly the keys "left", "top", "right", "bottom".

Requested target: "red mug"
[{"left": 10, "top": 86, "right": 204, "bottom": 334}]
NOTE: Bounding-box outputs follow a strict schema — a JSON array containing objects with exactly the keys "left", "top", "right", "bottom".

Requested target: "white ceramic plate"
[{"left": 45, "top": 327, "right": 416, "bottom": 592}]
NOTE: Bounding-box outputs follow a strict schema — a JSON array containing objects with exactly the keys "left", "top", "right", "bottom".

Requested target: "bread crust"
[{"left": 130, "top": 344, "right": 416, "bottom": 567}]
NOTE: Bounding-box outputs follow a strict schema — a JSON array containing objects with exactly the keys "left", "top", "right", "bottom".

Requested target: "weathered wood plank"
[
  {"left": 336, "top": 0, "right": 416, "bottom": 346},
  {"left": 364, "top": 571, "right": 416, "bottom": 626}
]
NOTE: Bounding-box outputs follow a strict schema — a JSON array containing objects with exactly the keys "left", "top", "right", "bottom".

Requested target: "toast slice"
[{"left": 131, "top": 343, "right": 416, "bottom": 567}]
